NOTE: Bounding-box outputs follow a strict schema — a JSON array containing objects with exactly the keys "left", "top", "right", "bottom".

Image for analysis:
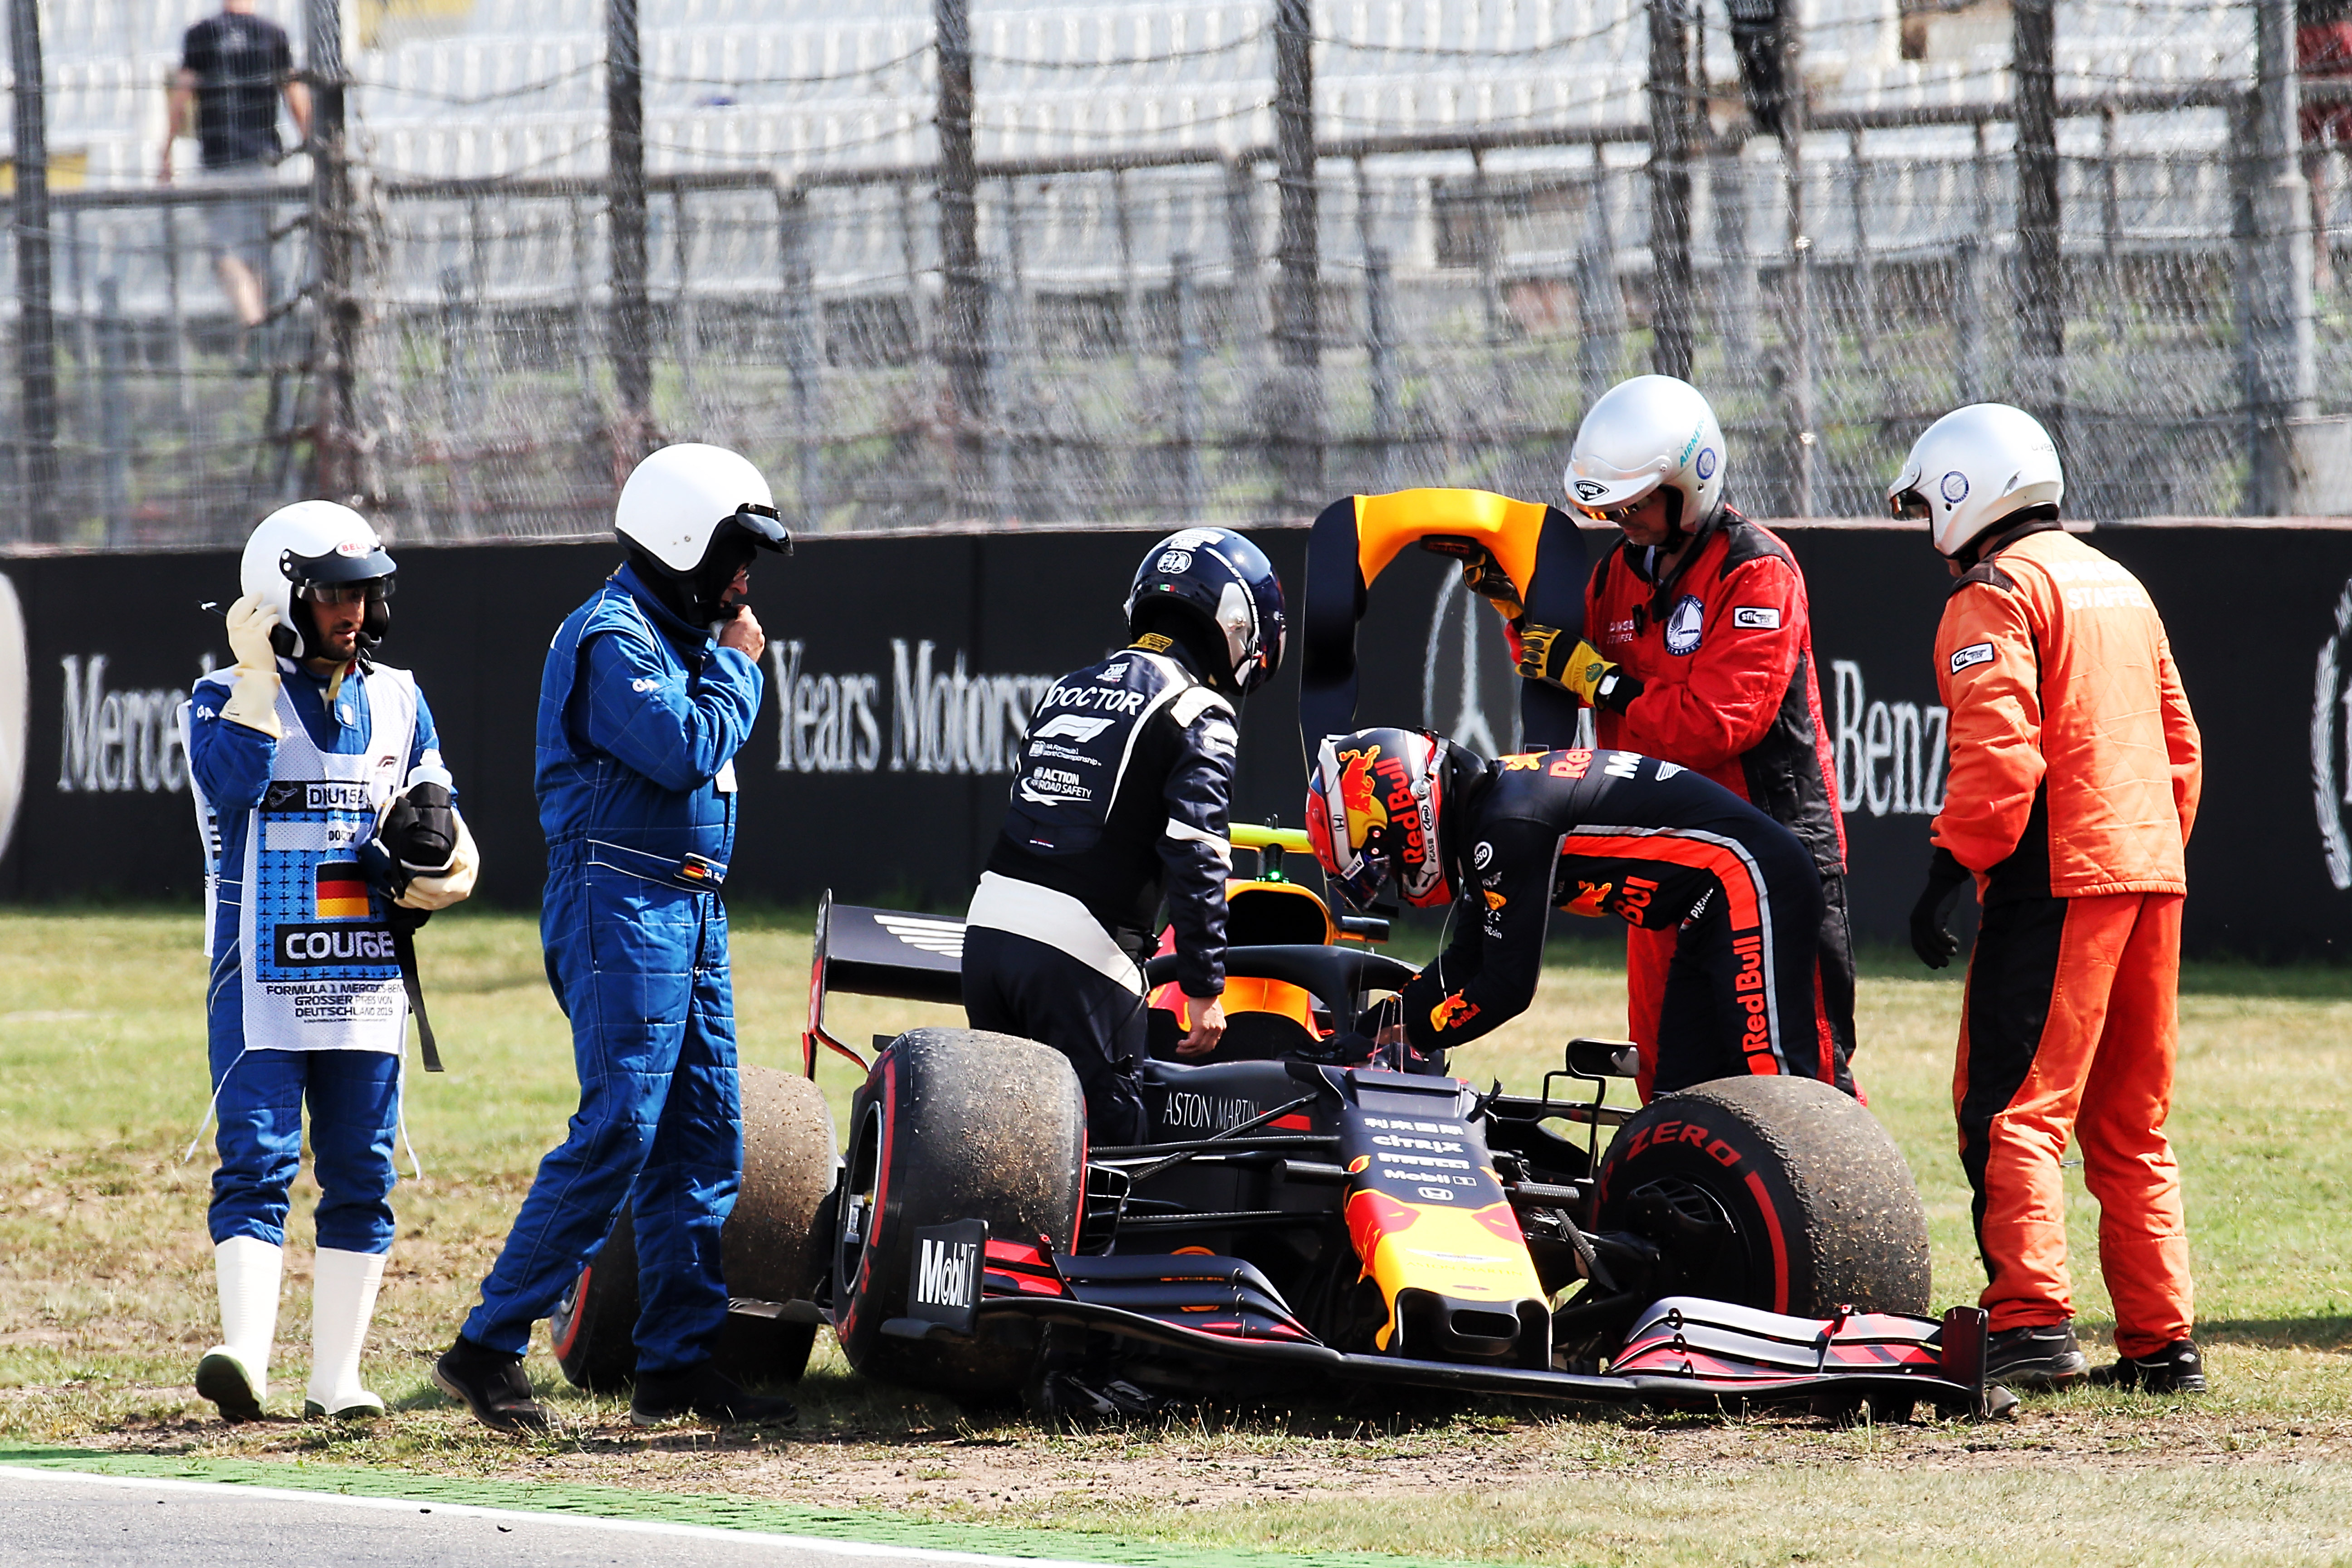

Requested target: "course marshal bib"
[{"left": 225, "top": 671, "right": 420, "bottom": 1053}]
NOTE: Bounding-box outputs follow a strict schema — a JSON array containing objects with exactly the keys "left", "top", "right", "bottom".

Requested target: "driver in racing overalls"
[
  {"left": 436, "top": 444, "right": 794, "bottom": 1433},
  {"left": 1305, "top": 728, "right": 1825, "bottom": 1093},
  {"left": 185, "top": 501, "right": 478, "bottom": 1422},
  {"left": 962, "top": 529, "right": 1287, "bottom": 1142}
]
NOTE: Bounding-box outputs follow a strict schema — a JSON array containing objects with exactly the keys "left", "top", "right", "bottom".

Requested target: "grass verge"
[{"left": 2, "top": 908, "right": 2348, "bottom": 1565}]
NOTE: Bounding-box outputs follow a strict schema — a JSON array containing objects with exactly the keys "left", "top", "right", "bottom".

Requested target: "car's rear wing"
[{"left": 803, "top": 890, "right": 966, "bottom": 1076}]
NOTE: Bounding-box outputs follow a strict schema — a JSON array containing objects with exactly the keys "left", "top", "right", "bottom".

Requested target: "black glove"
[
  {"left": 379, "top": 781, "right": 457, "bottom": 872},
  {"left": 1909, "top": 846, "right": 1970, "bottom": 970}
]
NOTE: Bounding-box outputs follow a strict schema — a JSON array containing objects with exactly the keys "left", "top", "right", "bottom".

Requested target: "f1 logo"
[{"left": 1031, "top": 713, "right": 1115, "bottom": 743}]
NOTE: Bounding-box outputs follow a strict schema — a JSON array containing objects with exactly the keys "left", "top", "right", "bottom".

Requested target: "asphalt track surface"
[{"left": 0, "top": 1467, "right": 1127, "bottom": 1568}]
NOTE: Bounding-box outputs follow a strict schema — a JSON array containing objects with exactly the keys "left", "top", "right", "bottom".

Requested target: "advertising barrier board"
[{"left": 1, "top": 521, "right": 2344, "bottom": 960}]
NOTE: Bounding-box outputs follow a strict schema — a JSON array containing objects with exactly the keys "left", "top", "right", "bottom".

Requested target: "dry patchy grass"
[{"left": 2, "top": 909, "right": 2349, "bottom": 1565}]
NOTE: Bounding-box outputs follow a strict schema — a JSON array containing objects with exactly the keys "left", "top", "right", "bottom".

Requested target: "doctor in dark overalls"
[{"left": 436, "top": 445, "right": 794, "bottom": 1432}]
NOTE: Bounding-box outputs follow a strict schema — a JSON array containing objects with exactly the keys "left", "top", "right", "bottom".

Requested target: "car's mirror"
[{"left": 1565, "top": 1037, "right": 1641, "bottom": 1079}]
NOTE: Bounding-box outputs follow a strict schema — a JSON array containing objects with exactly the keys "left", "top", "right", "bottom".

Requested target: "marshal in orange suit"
[{"left": 1891, "top": 404, "right": 2206, "bottom": 1396}]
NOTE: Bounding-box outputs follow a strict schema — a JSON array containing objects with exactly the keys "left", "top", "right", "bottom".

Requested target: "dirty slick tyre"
[
  {"left": 550, "top": 1067, "right": 839, "bottom": 1392},
  {"left": 1596, "top": 1075, "right": 1931, "bottom": 1318},
  {"left": 833, "top": 1028, "right": 1086, "bottom": 1401},
  {"left": 719, "top": 1066, "right": 839, "bottom": 1386}
]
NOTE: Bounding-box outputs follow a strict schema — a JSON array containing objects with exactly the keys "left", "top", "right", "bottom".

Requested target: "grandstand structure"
[{"left": 0, "top": 0, "right": 2329, "bottom": 546}]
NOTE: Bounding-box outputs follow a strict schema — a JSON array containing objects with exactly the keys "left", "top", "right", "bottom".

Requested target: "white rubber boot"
[
  {"left": 196, "top": 1235, "right": 281, "bottom": 1421},
  {"left": 305, "top": 1248, "right": 388, "bottom": 1419}
]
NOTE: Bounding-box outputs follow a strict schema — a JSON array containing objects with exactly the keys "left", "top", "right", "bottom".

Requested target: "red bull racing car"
[{"left": 553, "top": 828, "right": 2009, "bottom": 1423}]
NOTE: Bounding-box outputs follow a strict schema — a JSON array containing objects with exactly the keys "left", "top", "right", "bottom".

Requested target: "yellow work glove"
[
  {"left": 1518, "top": 626, "right": 1642, "bottom": 714},
  {"left": 396, "top": 812, "right": 480, "bottom": 911},
  {"left": 1456, "top": 553, "right": 1524, "bottom": 618},
  {"left": 219, "top": 593, "right": 285, "bottom": 740}
]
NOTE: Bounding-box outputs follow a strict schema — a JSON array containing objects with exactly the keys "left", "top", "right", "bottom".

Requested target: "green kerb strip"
[{"left": 0, "top": 1446, "right": 1484, "bottom": 1568}]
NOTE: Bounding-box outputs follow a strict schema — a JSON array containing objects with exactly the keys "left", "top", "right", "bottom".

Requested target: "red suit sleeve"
[
  {"left": 1931, "top": 580, "right": 2046, "bottom": 872},
  {"left": 2156, "top": 631, "right": 2202, "bottom": 847},
  {"left": 1614, "top": 555, "right": 1804, "bottom": 771}
]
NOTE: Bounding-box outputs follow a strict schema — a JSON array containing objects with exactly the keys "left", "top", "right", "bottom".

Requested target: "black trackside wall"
[{"left": 1, "top": 524, "right": 2347, "bottom": 960}]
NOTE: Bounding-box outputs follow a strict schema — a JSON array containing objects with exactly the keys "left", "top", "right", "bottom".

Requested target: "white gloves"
[
  {"left": 395, "top": 813, "right": 479, "bottom": 911},
  {"left": 220, "top": 593, "right": 285, "bottom": 740}
]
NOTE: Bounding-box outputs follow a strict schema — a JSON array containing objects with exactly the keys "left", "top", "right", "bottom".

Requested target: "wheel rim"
[
  {"left": 1621, "top": 1173, "right": 1760, "bottom": 1303},
  {"left": 836, "top": 1099, "right": 885, "bottom": 1304}
]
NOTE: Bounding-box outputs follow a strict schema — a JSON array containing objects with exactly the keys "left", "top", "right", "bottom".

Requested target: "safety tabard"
[{"left": 192, "top": 667, "right": 421, "bottom": 1053}]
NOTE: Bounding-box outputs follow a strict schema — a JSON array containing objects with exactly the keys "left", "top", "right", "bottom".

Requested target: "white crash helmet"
[
  {"left": 238, "top": 500, "right": 396, "bottom": 661},
  {"left": 615, "top": 443, "right": 790, "bottom": 573},
  {"left": 1563, "top": 375, "right": 1726, "bottom": 536},
  {"left": 1889, "top": 403, "right": 2064, "bottom": 559}
]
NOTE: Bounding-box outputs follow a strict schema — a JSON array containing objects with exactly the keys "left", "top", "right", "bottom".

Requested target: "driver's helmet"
[
  {"left": 238, "top": 500, "right": 397, "bottom": 661},
  {"left": 1305, "top": 726, "right": 1457, "bottom": 910}
]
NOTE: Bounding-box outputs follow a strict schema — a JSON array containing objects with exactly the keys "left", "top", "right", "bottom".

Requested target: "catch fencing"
[{"left": 4, "top": 0, "right": 2347, "bottom": 545}]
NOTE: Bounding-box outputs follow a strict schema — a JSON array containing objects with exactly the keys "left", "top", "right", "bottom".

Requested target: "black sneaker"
[
  {"left": 1984, "top": 1322, "right": 2090, "bottom": 1390},
  {"left": 2091, "top": 1338, "right": 2207, "bottom": 1395},
  {"left": 431, "top": 1337, "right": 551, "bottom": 1432},
  {"left": 629, "top": 1363, "right": 797, "bottom": 1428}
]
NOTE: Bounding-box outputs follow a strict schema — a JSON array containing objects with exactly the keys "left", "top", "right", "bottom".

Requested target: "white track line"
[{"left": 0, "top": 1465, "right": 1129, "bottom": 1568}]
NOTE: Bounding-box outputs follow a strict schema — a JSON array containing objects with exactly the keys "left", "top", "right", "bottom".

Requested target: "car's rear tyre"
[
  {"left": 833, "top": 1028, "right": 1086, "bottom": 1401},
  {"left": 718, "top": 1066, "right": 838, "bottom": 1385},
  {"left": 551, "top": 1202, "right": 639, "bottom": 1392},
  {"left": 550, "top": 1066, "right": 838, "bottom": 1392},
  {"left": 1595, "top": 1075, "right": 1931, "bottom": 1318}
]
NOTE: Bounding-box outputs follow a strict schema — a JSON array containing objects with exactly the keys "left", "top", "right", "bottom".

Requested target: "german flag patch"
[{"left": 315, "top": 861, "right": 372, "bottom": 920}]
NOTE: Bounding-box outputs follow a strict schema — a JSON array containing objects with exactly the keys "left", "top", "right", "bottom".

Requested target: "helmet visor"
[
  {"left": 1563, "top": 470, "right": 1663, "bottom": 522},
  {"left": 723, "top": 504, "right": 794, "bottom": 557},
  {"left": 301, "top": 578, "right": 394, "bottom": 607},
  {"left": 1888, "top": 487, "right": 1933, "bottom": 522}
]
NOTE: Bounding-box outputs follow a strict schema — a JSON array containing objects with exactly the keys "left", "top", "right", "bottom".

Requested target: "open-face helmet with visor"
[
  {"left": 1305, "top": 727, "right": 1464, "bottom": 911},
  {"left": 1124, "top": 527, "right": 1287, "bottom": 696},
  {"left": 1887, "top": 402, "right": 2064, "bottom": 562},
  {"left": 239, "top": 500, "right": 397, "bottom": 662},
  {"left": 615, "top": 443, "right": 793, "bottom": 624},
  {"left": 1563, "top": 374, "right": 1726, "bottom": 540}
]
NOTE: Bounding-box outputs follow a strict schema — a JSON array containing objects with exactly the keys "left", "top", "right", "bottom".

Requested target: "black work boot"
[
  {"left": 629, "top": 1362, "right": 798, "bottom": 1427},
  {"left": 1984, "top": 1321, "right": 2090, "bottom": 1390},
  {"left": 431, "top": 1337, "right": 551, "bottom": 1432},
  {"left": 2091, "top": 1338, "right": 2207, "bottom": 1395}
]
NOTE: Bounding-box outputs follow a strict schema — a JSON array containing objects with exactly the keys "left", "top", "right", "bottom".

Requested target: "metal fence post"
[
  {"left": 1848, "top": 128, "right": 1877, "bottom": 369},
  {"left": 1958, "top": 117, "right": 1992, "bottom": 403},
  {"left": 1647, "top": 0, "right": 1696, "bottom": 381},
  {"left": 936, "top": 0, "right": 990, "bottom": 519},
  {"left": 2251, "top": 0, "right": 2318, "bottom": 513},
  {"left": 1114, "top": 167, "right": 1146, "bottom": 356},
  {"left": 1579, "top": 145, "right": 1623, "bottom": 404},
  {"left": 607, "top": 0, "right": 653, "bottom": 458},
  {"left": 98, "top": 276, "right": 130, "bottom": 539},
  {"left": 306, "top": 0, "right": 361, "bottom": 503},
  {"left": 670, "top": 187, "right": 700, "bottom": 418},
  {"left": 1780, "top": 27, "right": 1814, "bottom": 519},
  {"left": 2012, "top": 0, "right": 2063, "bottom": 451},
  {"left": 1172, "top": 250, "right": 1206, "bottom": 519},
  {"left": 1365, "top": 243, "right": 1398, "bottom": 491},
  {"left": 1273, "top": 0, "right": 1322, "bottom": 513},
  {"left": 8, "top": 0, "right": 59, "bottom": 543},
  {"left": 1712, "top": 133, "right": 1757, "bottom": 368},
  {"left": 779, "top": 184, "right": 823, "bottom": 529}
]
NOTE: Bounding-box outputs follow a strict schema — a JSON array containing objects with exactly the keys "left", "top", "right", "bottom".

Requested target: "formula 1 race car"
[{"left": 553, "top": 829, "right": 2008, "bottom": 1423}]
